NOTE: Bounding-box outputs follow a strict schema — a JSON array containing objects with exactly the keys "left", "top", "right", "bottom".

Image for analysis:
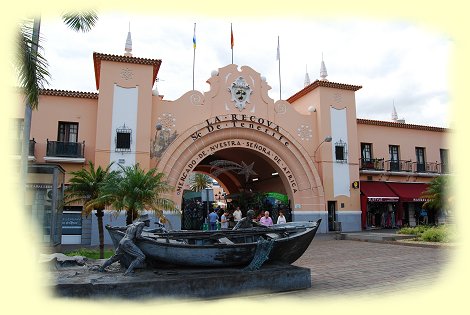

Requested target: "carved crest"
[{"left": 229, "top": 76, "right": 252, "bottom": 111}]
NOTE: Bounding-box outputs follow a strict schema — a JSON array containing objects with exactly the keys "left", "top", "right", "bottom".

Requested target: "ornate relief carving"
[
  {"left": 150, "top": 113, "right": 178, "bottom": 158},
  {"left": 120, "top": 68, "right": 134, "bottom": 81},
  {"left": 333, "top": 92, "right": 343, "bottom": 103},
  {"left": 228, "top": 76, "right": 252, "bottom": 111},
  {"left": 190, "top": 93, "right": 203, "bottom": 105},
  {"left": 275, "top": 102, "right": 287, "bottom": 114},
  {"left": 297, "top": 125, "right": 313, "bottom": 141}
]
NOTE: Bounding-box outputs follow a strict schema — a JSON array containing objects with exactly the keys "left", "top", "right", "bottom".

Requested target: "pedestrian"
[
  {"left": 208, "top": 208, "right": 219, "bottom": 230},
  {"left": 276, "top": 210, "right": 287, "bottom": 224},
  {"left": 220, "top": 210, "right": 229, "bottom": 229},
  {"left": 260, "top": 211, "right": 274, "bottom": 227},
  {"left": 420, "top": 208, "right": 428, "bottom": 225},
  {"left": 233, "top": 206, "right": 242, "bottom": 224}
]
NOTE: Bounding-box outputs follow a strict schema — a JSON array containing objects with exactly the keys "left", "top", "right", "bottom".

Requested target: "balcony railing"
[
  {"left": 359, "top": 158, "right": 384, "bottom": 171},
  {"left": 412, "top": 161, "right": 440, "bottom": 173},
  {"left": 13, "top": 139, "right": 36, "bottom": 156},
  {"left": 360, "top": 157, "right": 449, "bottom": 175},
  {"left": 46, "top": 140, "right": 85, "bottom": 158},
  {"left": 385, "top": 159, "right": 412, "bottom": 172}
]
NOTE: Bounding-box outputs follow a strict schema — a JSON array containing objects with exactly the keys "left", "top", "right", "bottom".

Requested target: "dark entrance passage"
[{"left": 179, "top": 146, "right": 293, "bottom": 230}]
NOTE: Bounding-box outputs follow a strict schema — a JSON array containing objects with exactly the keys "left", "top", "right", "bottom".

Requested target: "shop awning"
[
  {"left": 386, "top": 182, "right": 430, "bottom": 202},
  {"left": 360, "top": 181, "right": 399, "bottom": 202}
]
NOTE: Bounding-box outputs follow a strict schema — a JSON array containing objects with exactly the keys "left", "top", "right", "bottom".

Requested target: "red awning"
[
  {"left": 386, "top": 182, "right": 430, "bottom": 202},
  {"left": 360, "top": 181, "right": 399, "bottom": 202}
]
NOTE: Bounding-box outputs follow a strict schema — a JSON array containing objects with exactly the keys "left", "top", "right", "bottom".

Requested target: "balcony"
[
  {"left": 359, "top": 158, "right": 384, "bottom": 171},
  {"left": 12, "top": 139, "right": 36, "bottom": 161},
  {"left": 360, "top": 157, "right": 448, "bottom": 176},
  {"left": 44, "top": 140, "right": 85, "bottom": 163},
  {"left": 385, "top": 159, "right": 412, "bottom": 172}
]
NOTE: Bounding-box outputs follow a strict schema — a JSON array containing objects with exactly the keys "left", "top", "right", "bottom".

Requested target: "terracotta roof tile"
[
  {"left": 93, "top": 52, "right": 162, "bottom": 90},
  {"left": 287, "top": 80, "right": 362, "bottom": 103},
  {"left": 39, "top": 89, "right": 98, "bottom": 99},
  {"left": 357, "top": 118, "right": 449, "bottom": 132}
]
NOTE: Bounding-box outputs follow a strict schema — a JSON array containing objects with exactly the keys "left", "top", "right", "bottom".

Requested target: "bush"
[
  {"left": 421, "top": 227, "right": 447, "bottom": 242},
  {"left": 398, "top": 225, "right": 430, "bottom": 236},
  {"left": 64, "top": 248, "right": 114, "bottom": 259},
  {"left": 398, "top": 224, "right": 455, "bottom": 243}
]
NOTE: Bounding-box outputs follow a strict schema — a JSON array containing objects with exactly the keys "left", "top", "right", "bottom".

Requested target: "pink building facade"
[{"left": 13, "top": 41, "right": 449, "bottom": 245}]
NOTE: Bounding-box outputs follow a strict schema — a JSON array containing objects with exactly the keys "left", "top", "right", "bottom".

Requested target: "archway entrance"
[
  {"left": 180, "top": 146, "right": 292, "bottom": 229},
  {"left": 157, "top": 118, "right": 327, "bottom": 230}
]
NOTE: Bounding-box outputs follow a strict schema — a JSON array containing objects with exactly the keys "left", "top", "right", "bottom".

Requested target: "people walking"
[
  {"left": 276, "top": 210, "right": 287, "bottom": 224},
  {"left": 208, "top": 208, "right": 219, "bottom": 230},
  {"left": 260, "top": 211, "right": 274, "bottom": 227}
]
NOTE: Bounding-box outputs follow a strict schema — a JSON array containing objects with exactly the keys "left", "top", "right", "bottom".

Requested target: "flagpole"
[
  {"left": 231, "top": 23, "right": 234, "bottom": 64},
  {"left": 277, "top": 36, "right": 282, "bottom": 100},
  {"left": 192, "top": 23, "right": 196, "bottom": 90}
]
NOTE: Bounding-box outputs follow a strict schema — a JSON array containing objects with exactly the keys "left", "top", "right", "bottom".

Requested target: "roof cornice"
[
  {"left": 357, "top": 118, "right": 449, "bottom": 132},
  {"left": 287, "top": 79, "right": 362, "bottom": 103},
  {"left": 93, "top": 52, "right": 162, "bottom": 90},
  {"left": 39, "top": 89, "right": 98, "bottom": 99}
]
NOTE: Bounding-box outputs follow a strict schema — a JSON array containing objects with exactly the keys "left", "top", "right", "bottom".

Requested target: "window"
[
  {"left": 389, "top": 145, "right": 399, "bottom": 171},
  {"left": 116, "top": 124, "right": 132, "bottom": 151},
  {"left": 440, "top": 149, "right": 449, "bottom": 173},
  {"left": 58, "top": 122, "right": 78, "bottom": 142},
  {"left": 361, "top": 143, "right": 372, "bottom": 161},
  {"left": 334, "top": 139, "right": 347, "bottom": 162},
  {"left": 415, "top": 147, "right": 426, "bottom": 172}
]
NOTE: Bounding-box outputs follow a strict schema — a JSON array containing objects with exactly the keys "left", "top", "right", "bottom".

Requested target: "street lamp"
[{"left": 314, "top": 136, "right": 332, "bottom": 162}]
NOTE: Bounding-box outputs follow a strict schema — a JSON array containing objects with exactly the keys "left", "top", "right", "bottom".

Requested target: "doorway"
[{"left": 328, "top": 201, "right": 336, "bottom": 232}]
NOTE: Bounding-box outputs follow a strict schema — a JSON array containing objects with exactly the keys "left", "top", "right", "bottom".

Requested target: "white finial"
[
  {"left": 304, "top": 64, "right": 311, "bottom": 87},
  {"left": 124, "top": 22, "right": 132, "bottom": 57},
  {"left": 320, "top": 53, "right": 328, "bottom": 81},
  {"left": 392, "top": 101, "right": 398, "bottom": 121}
]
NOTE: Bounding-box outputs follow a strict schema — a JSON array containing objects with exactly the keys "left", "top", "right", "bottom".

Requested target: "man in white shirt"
[{"left": 233, "top": 207, "right": 242, "bottom": 223}]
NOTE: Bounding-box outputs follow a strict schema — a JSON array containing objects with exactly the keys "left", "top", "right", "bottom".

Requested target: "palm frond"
[
  {"left": 16, "top": 20, "right": 50, "bottom": 109},
  {"left": 61, "top": 10, "right": 98, "bottom": 33}
]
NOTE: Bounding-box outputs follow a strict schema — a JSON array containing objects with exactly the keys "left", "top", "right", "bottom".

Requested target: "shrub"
[
  {"left": 421, "top": 227, "right": 447, "bottom": 242},
  {"left": 64, "top": 248, "right": 114, "bottom": 259}
]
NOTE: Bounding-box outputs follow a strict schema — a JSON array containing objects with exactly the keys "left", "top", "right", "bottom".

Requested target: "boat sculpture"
[{"left": 105, "top": 219, "right": 321, "bottom": 268}]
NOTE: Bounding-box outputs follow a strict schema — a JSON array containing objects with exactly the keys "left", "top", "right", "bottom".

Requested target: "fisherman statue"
[
  {"left": 233, "top": 210, "right": 266, "bottom": 230},
  {"left": 99, "top": 214, "right": 152, "bottom": 276}
]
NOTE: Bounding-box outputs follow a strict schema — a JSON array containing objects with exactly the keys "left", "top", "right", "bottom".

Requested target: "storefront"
[
  {"left": 360, "top": 181, "right": 399, "bottom": 229},
  {"left": 386, "top": 182, "right": 430, "bottom": 226},
  {"left": 360, "top": 181, "right": 432, "bottom": 229}
]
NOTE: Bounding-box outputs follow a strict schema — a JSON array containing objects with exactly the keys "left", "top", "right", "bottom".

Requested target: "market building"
[{"left": 12, "top": 32, "right": 450, "bottom": 246}]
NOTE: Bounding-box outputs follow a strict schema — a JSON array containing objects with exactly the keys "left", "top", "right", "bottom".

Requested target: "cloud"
[{"left": 39, "top": 13, "right": 451, "bottom": 127}]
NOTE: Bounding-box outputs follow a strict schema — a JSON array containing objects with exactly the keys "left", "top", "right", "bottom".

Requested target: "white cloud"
[{"left": 39, "top": 13, "right": 451, "bottom": 127}]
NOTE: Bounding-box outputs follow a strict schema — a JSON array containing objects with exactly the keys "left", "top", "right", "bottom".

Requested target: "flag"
[
  {"left": 193, "top": 23, "right": 196, "bottom": 49},
  {"left": 231, "top": 23, "right": 234, "bottom": 49},
  {"left": 276, "top": 36, "right": 280, "bottom": 60}
]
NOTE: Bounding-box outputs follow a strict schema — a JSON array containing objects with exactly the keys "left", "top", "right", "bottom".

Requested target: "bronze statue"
[
  {"left": 233, "top": 210, "right": 266, "bottom": 230},
  {"left": 99, "top": 214, "right": 151, "bottom": 276}
]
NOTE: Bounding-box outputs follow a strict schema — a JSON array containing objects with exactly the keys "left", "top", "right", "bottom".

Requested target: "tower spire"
[
  {"left": 124, "top": 22, "right": 132, "bottom": 57},
  {"left": 304, "top": 64, "right": 311, "bottom": 87},
  {"left": 392, "top": 101, "right": 398, "bottom": 121},
  {"left": 320, "top": 52, "right": 328, "bottom": 81}
]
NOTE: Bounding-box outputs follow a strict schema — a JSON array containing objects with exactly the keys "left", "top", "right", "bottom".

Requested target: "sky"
[{"left": 38, "top": 12, "right": 452, "bottom": 128}]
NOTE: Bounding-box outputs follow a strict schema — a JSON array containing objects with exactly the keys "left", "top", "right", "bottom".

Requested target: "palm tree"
[
  {"left": 421, "top": 176, "right": 450, "bottom": 217},
  {"left": 98, "top": 164, "right": 176, "bottom": 225},
  {"left": 17, "top": 11, "right": 98, "bottom": 204},
  {"left": 189, "top": 173, "right": 213, "bottom": 192},
  {"left": 65, "top": 161, "right": 118, "bottom": 259}
]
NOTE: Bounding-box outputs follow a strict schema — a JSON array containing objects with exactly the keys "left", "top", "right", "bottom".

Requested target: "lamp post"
[{"left": 314, "top": 136, "right": 332, "bottom": 162}]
